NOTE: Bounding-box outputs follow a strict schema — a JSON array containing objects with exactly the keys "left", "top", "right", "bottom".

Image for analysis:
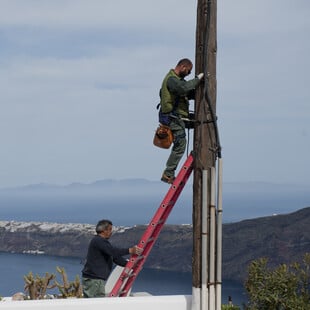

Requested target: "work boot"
[{"left": 161, "top": 173, "right": 175, "bottom": 184}]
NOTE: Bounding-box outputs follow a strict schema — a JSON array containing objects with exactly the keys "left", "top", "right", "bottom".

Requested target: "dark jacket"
[{"left": 82, "top": 235, "right": 129, "bottom": 280}]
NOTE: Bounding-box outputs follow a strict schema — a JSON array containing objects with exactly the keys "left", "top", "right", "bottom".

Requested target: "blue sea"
[{"left": 0, "top": 252, "right": 246, "bottom": 306}]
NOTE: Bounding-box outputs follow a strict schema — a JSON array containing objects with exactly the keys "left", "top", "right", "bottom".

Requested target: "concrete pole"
[
  {"left": 201, "top": 170, "right": 209, "bottom": 310},
  {"left": 216, "top": 158, "right": 223, "bottom": 310}
]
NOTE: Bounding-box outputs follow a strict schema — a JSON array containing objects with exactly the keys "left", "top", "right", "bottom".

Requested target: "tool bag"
[{"left": 153, "top": 124, "right": 174, "bottom": 149}]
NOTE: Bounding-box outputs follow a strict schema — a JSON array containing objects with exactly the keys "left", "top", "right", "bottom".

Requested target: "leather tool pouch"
[{"left": 153, "top": 124, "right": 174, "bottom": 149}]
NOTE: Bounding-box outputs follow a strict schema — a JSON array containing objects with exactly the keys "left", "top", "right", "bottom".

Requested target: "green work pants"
[
  {"left": 82, "top": 277, "right": 106, "bottom": 298},
  {"left": 163, "top": 118, "right": 186, "bottom": 178}
]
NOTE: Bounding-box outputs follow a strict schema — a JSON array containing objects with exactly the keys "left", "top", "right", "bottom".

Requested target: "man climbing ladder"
[{"left": 157, "top": 59, "right": 204, "bottom": 184}]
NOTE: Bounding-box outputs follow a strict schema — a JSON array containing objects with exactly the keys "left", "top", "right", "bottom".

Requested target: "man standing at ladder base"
[
  {"left": 82, "top": 219, "right": 142, "bottom": 298},
  {"left": 158, "top": 58, "right": 204, "bottom": 184}
]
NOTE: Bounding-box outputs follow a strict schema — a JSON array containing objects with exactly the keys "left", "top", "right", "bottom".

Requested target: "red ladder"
[{"left": 109, "top": 153, "right": 194, "bottom": 297}]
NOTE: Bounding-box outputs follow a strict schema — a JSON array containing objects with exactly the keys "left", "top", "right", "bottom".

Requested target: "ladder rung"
[
  {"left": 119, "top": 289, "right": 128, "bottom": 295},
  {"left": 134, "top": 255, "right": 145, "bottom": 262}
]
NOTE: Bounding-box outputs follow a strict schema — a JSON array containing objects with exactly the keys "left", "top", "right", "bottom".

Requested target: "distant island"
[{"left": 0, "top": 207, "right": 309, "bottom": 282}]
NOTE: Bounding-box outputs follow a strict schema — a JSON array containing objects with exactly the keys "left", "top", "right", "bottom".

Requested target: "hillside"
[{"left": 0, "top": 207, "right": 309, "bottom": 283}]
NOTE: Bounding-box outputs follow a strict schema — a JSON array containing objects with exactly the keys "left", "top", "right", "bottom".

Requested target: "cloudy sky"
[{"left": 0, "top": 0, "right": 309, "bottom": 188}]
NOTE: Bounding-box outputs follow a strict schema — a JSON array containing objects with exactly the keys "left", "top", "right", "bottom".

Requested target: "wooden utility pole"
[{"left": 192, "top": 0, "right": 222, "bottom": 309}]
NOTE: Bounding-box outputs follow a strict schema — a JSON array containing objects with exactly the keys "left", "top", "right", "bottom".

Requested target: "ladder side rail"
[
  {"left": 109, "top": 250, "right": 145, "bottom": 297},
  {"left": 110, "top": 153, "right": 194, "bottom": 297},
  {"left": 109, "top": 216, "right": 173, "bottom": 296},
  {"left": 119, "top": 165, "right": 194, "bottom": 297},
  {"left": 134, "top": 157, "right": 193, "bottom": 252},
  {"left": 110, "top": 168, "right": 194, "bottom": 296},
  {"left": 110, "top": 170, "right": 193, "bottom": 297},
  {"left": 109, "top": 266, "right": 132, "bottom": 297},
  {"left": 151, "top": 153, "right": 193, "bottom": 220},
  {"left": 113, "top": 268, "right": 134, "bottom": 297},
  {"left": 156, "top": 156, "right": 193, "bottom": 215},
  {"left": 118, "top": 189, "right": 188, "bottom": 297},
  {"left": 109, "top": 185, "right": 184, "bottom": 297},
  {"left": 135, "top": 160, "right": 194, "bottom": 261},
  {"left": 119, "top": 167, "right": 194, "bottom": 297},
  {"left": 153, "top": 156, "right": 193, "bottom": 221},
  {"left": 135, "top": 193, "right": 178, "bottom": 251},
  {"left": 136, "top": 156, "right": 193, "bottom": 248},
  {"left": 119, "top": 259, "right": 145, "bottom": 296}
]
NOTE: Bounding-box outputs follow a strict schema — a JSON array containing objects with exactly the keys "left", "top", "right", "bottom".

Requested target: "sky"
[{"left": 0, "top": 0, "right": 309, "bottom": 189}]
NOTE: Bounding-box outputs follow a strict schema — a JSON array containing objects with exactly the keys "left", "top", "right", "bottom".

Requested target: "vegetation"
[
  {"left": 244, "top": 253, "right": 310, "bottom": 310},
  {"left": 24, "top": 271, "right": 56, "bottom": 299},
  {"left": 54, "top": 266, "right": 83, "bottom": 298},
  {"left": 23, "top": 267, "right": 82, "bottom": 299}
]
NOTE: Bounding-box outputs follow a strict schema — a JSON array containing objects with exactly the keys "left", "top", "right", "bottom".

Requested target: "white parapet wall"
[{"left": 0, "top": 295, "right": 192, "bottom": 310}]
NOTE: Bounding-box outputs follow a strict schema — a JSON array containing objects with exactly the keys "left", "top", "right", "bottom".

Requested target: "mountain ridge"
[
  {"left": 1, "top": 207, "right": 309, "bottom": 283},
  {"left": 1, "top": 179, "right": 309, "bottom": 192}
]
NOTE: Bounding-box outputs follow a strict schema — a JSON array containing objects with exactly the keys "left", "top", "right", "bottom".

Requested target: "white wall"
[{"left": 0, "top": 295, "right": 192, "bottom": 310}]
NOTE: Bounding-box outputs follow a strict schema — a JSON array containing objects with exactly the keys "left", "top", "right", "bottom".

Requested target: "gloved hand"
[{"left": 197, "top": 73, "right": 204, "bottom": 80}]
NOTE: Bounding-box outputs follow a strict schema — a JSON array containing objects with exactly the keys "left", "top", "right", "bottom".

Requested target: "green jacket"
[{"left": 160, "top": 69, "right": 200, "bottom": 117}]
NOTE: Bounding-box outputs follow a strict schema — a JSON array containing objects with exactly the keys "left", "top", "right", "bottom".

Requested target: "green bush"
[{"left": 244, "top": 253, "right": 310, "bottom": 310}]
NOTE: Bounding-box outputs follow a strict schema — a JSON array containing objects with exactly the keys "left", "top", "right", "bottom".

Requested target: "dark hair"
[
  {"left": 177, "top": 58, "right": 192, "bottom": 67},
  {"left": 96, "top": 219, "right": 112, "bottom": 234}
]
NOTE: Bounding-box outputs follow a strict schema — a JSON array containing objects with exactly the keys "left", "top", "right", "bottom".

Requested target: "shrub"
[
  {"left": 244, "top": 253, "right": 310, "bottom": 309},
  {"left": 23, "top": 267, "right": 82, "bottom": 299}
]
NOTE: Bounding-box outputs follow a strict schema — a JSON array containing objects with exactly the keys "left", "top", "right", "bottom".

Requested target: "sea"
[{"left": 0, "top": 252, "right": 246, "bottom": 306}]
